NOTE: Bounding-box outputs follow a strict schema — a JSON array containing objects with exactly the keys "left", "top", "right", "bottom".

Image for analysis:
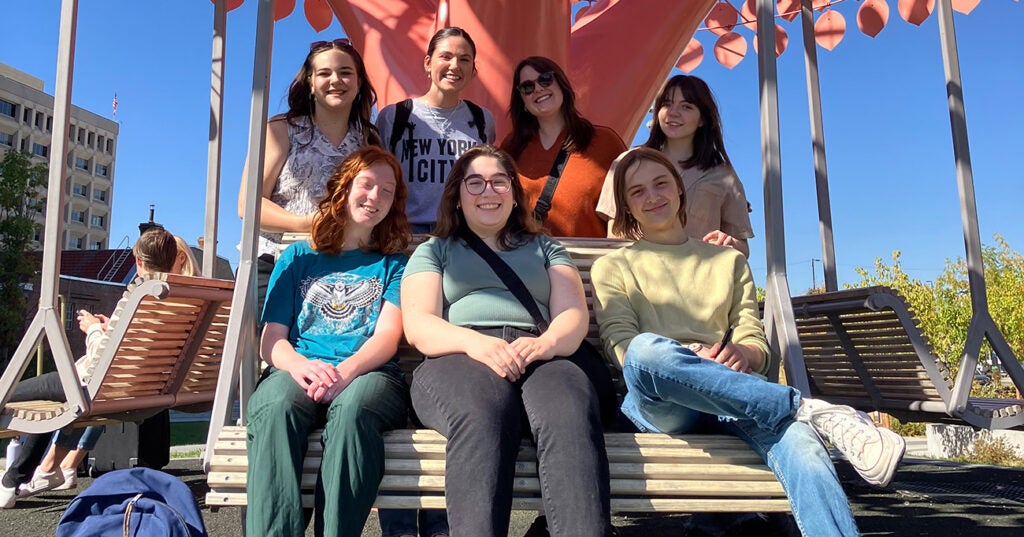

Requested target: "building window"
[
  {"left": 34, "top": 111, "right": 44, "bottom": 129},
  {"left": 97, "top": 135, "right": 105, "bottom": 149},
  {"left": 95, "top": 163, "right": 109, "bottom": 177},
  {"left": 23, "top": 107, "right": 32, "bottom": 124},
  {"left": 46, "top": 116, "right": 53, "bottom": 131},
  {"left": 74, "top": 157, "right": 90, "bottom": 171},
  {"left": 89, "top": 240, "right": 103, "bottom": 250},
  {"left": 68, "top": 125, "right": 75, "bottom": 141},
  {"left": 20, "top": 138, "right": 29, "bottom": 151},
  {"left": 71, "top": 209, "right": 85, "bottom": 224},
  {"left": 0, "top": 132, "right": 12, "bottom": 147},
  {"left": 77, "top": 127, "right": 84, "bottom": 144},
  {"left": 105, "top": 139, "right": 113, "bottom": 153},
  {"left": 93, "top": 188, "right": 108, "bottom": 202},
  {"left": 32, "top": 143, "right": 49, "bottom": 158},
  {"left": 90, "top": 214, "right": 105, "bottom": 228},
  {"left": 0, "top": 99, "right": 16, "bottom": 118},
  {"left": 65, "top": 302, "right": 78, "bottom": 330},
  {"left": 87, "top": 132, "right": 94, "bottom": 147},
  {"left": 72, "top": 236, "right": 84, "bottom": 249},
  {"left": 73, "top": 183, "right": 88, "bottom": 197},
  {"left": 33, "top": 229, "right": 42, "bottom": 242}
]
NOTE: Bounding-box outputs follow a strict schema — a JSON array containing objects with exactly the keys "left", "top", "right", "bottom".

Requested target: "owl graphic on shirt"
[{"left": 297, "top": 273, "right": 384, "bottom": 336}]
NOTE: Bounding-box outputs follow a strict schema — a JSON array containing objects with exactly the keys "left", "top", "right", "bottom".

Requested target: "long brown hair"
[
  {"left": 433, "top": 145, "right": 539, "bottom": 249},
  {"left": 283, "top": 40, "right": 382, "bottom": 147},
  {"left": 311, "top": 147, "right": 409, "bottom": 255},
  {"left": 610, "top": 148, "right": 687, "bottom": 240},
  {"left": 505, "top": 56, "right": 594, "bottom": 159},
  {"left": 643, "top": 75, "right": 729, "bottom": 171}
]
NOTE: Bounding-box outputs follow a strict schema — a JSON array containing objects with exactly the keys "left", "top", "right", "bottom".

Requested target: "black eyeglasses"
[
  {"left": 464, "top": 174, "right": 513, "bottom": 195},
  {"left": 310, "top": 38, "right": 353, "bottom": 52},
  {"left": 517, "top": 71, "right": 556, "bottom": 96}
]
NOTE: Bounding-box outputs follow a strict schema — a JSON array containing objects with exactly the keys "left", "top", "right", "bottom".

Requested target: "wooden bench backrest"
[
  {"left": 86, "top": 274, "right": 234, "bottom": 413},
  {"left": 790, "top": 286, "right": 951, "bottom": 409}
]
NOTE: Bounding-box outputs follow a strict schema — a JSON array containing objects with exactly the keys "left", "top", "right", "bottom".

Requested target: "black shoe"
[{"left": 523, "top": 515, "right": 549, "bottom": 537}]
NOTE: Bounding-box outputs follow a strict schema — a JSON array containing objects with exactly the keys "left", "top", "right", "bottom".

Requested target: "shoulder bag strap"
[
  {"left": 463, "top": 99, "right": 487, "bottom": 142},
  {"left": 461, "top": 231, "right": 549, "bottom": 332},
  {"left": 532, "top": 148, "right": 570, "bottom": 222},
  {"left": 388, "top": 99, "right": 414, "bottom": 154}
]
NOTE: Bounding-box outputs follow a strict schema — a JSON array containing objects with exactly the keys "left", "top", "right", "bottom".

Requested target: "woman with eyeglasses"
[
  {"left": 376, "top": 27, "right": 496, "bottom": 235},
  {"left": 401, "top": 145, "right": 614, "bottom": 537},
  {"left": 501, "top": 56, "right": 626, "bottom": 238},
  {"left": 246, "top": 147, "right": 411, "bottom": 537},
  {"left": 238, "top": 38, "right": 383, "bottom": 317},
  {"left": 597, "top": 75, "right": 754, "bottom": 257}
]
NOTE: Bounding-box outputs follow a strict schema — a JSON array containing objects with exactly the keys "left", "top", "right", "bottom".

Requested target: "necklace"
[{"left": 426, "top": 102, "right": 460, "bottom": 139}]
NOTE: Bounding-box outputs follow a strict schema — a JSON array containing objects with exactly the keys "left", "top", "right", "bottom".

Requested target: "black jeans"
[
  {"left": 2, "top": 372, "right": 66, "bottom": 488},
  {"left": 410, "top": 328, "right": 611, "bottom": 537}
]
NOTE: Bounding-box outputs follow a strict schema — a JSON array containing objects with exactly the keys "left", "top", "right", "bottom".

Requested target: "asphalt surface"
[{"left": 2, "top": 456, "right": 1023, "bottom": 536}]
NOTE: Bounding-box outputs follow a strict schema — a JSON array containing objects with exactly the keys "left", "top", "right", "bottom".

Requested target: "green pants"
[{"left": 246, "top": 364, "right": 407, "bottom": 537}]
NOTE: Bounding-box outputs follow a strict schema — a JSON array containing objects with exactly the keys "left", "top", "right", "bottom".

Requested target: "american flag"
[{"left": 112, "top": 93, "right": 118, "bottom": 117}]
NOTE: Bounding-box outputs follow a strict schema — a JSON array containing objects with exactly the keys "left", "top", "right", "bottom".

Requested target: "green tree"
[
  {"left": 0, "top": 150, "right": 46, "bottom": 361},
  {"left": 852, "top": 236, "right": 1024, "bottom": 396}
]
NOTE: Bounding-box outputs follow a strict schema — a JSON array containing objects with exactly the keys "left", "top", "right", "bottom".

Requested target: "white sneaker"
[
  {"left": 1, "top": 483, "right": 16, "bottom": 509},
  {"left": 16, "top": 469, "right": 65, "bottom": 497},
  {"left": 796, "top": 398, "right": 906, "bottom": 487},
  {"left": 52, "top": 469, "right": 78, "bottom": 491}
]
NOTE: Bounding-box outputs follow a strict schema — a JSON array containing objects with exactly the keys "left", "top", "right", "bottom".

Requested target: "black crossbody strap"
[
  {"left": 461, "top": 232, "right": 549, "bottom": 332},
  {"left": 388, "top": 99, "right": 414, "bottom": 154},
  {"left": 532, "top": 148, "right": 570, "bottom": 222}
]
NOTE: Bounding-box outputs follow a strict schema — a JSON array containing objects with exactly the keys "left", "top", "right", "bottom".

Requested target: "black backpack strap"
[
  {"left": 464, "top": 99, "right": 488, "bottom": 143},
  {"left": 461, "top": 231, "right": 549, "bottom": 332},
  {"left": 388, "top": 99, "right": 415, "bottom": 154},
  {"left": 532, "top": 148, "right": 570, "bottom": 222}
]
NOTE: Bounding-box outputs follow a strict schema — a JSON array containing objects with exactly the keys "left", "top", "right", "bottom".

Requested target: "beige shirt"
[{"left": 597, "top": 156, "right": 754, "bottom": 241}]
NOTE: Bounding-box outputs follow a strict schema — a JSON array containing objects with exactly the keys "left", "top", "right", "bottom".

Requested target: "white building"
[{"left": 0, "top": 62, "right": 118, "bottom": 250}]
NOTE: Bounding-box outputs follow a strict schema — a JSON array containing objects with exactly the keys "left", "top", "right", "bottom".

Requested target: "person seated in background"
[
  {"left": 591, "top": 147, "right": 906, "bottom": 537},
  {"left": 13, "top": 236, "right": 199, "bottom": 496},
  {"left": 2, "top": 227, "right": 180, "bottom": 509}
]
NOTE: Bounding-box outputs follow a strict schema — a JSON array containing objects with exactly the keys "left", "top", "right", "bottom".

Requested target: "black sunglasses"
[
  {"left": 517, "top": 71, "right": 556, "bottom": 96},
  {"left": 310, "top": 38, "right": 353, "bottom": 52}
]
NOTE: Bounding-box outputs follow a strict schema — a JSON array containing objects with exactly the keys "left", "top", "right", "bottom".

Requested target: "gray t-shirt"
[
  {"left": 403, "top": 234, "right": 575, "bottom": 330},
  {"left": 376, "top": 100, "right": 496, "bottom": 225}
]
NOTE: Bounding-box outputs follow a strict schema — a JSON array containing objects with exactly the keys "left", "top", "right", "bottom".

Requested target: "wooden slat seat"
[
  {"left": 205, "top": 237, "right": 791, "bottom": 514},
  {"left": 790, "top": 286, "right": 1024, "bottom": 429},
  {"left": 1, "top": 273, "right": 234, "bottom": 436}
]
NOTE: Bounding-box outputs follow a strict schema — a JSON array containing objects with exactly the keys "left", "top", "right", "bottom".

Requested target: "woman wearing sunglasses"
[
  {"left": 238, "top": 38, "right": 383, "bottom": 317},
  {"left": 376, "top": 27, "right": 496, "bottom": 235},
  {"left": 401, "top": 145, "right": 613, "bottom": 537},
  {"left": 501, "top": 56, "right": 626, "bottom": 238}
]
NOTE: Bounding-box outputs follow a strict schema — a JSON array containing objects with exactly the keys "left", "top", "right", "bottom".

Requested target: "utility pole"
[{"left": 811, "top": 258, "right": 821, "bottom": 290}]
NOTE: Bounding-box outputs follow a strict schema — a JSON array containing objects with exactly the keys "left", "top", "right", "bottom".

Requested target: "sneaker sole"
[{"left": 860, "top": 428, "right": 906, "bottom": 488}]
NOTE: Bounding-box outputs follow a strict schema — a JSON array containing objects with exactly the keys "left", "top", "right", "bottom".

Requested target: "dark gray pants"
[{"left": 410, "top": 330, "right": 611, "bottom": 537}]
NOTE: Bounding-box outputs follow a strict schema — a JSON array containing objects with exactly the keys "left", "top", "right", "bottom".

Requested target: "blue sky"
[{"left": 1, "top": 1, "right": 1021, "bottom": 292}]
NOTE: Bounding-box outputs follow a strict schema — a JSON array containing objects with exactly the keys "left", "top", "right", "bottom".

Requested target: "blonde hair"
[{"left": 173, "top": 236, "right": 199, "bottom": 276}]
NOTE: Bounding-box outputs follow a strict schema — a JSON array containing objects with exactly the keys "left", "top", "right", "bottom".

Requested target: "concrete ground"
[{"left": 2, "top": 448, "right": 1023, "bottom": 536}]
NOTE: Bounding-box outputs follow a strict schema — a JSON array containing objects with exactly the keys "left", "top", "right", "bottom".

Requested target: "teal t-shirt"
[
  {"left": 262, "top": 241, "right": 406, "bottom": 365},
  {"left": 403, "top": 234, "right": 575, "bottom": 330}
]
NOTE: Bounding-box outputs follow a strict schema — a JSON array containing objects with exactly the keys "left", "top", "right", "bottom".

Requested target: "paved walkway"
[{"left": 2, "top": 452, "right": 1023, "bottom": 536}]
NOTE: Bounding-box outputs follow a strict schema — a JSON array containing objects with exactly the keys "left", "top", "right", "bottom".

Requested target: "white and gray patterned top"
[{"left": 258, "top": 116, "right": 363, "bottom": 257}]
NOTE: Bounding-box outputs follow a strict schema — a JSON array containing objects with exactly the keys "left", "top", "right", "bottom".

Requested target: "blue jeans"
[
  {"left": 54, "top": 425, "right": 105, "bottom": 450},
  {"left": 621, "top": 333, "right": 859, "bottom": 537}
]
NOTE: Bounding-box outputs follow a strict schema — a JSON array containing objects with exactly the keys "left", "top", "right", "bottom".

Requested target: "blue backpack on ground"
[{"left": 56, "top": 467, "right": 208, "bottom": 537}]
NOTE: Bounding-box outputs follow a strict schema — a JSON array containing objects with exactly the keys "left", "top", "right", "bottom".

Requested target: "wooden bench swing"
[
  {"left": 204, "top": 238, "right": 791, "bottom": 512},
  {"left": 1, "top": 273, "right": 234, "bottom": 439}
]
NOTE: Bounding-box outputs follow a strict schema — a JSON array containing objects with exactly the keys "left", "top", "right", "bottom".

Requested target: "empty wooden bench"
[
  {"left": 205, "top": 237, "right": 790, "bottom": 513},
  {"left": 790, "top": 285, "right": 1024, "bottom": 429},
  {"left": 1, "top": 273, "right": 234, "bottom": 437}
]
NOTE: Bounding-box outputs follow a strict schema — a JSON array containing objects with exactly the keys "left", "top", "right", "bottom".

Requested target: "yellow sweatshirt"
[{"left": 591, "top": 238, "right": 769, "bottom": 375}]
